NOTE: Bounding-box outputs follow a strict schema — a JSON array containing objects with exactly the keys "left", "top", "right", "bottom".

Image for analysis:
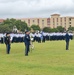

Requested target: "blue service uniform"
[
  {"left": 5, "top": 36, "right": 11, "bottom": 54},
  {"left": 65, "top": 33, "right": 70, "bottom": 50},
  {"left": 24, "top": 34, "right": 30, "bottom": 56}
]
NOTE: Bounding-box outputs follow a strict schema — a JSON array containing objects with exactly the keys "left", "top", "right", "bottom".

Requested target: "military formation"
[
  {"left": 0, "top": 31, "right": 74, "bottom": 56},
  {"left": 0, "top": 32, "right": 73, "bottom": 43}
]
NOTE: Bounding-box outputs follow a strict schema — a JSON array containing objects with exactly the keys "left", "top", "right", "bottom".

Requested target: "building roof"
[
  {"left": 51, "top": 14, "right": 60, "bottom": 16},
  {"left": 0, "top": 19, "right": 4, "bottom": 23}
]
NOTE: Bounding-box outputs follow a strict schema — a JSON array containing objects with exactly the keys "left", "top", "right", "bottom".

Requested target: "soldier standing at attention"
[
  {"left": 65, "top": 31, "right": 70, "bottom": 50},
  {"left": 5, "top": 33, "right": 11, "bottom": 54},
  {"left": 24, "top": 31, "right": 30, "bottom": 56}
]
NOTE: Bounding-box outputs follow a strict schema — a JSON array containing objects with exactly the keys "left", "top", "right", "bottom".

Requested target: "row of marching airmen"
[{"left": 0, "top": 32, "right": 73, "bottom": 43}]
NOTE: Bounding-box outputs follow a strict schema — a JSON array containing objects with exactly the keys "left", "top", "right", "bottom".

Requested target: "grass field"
[{"left": 0, "top": 40, "right": 74, "bottom": 75}]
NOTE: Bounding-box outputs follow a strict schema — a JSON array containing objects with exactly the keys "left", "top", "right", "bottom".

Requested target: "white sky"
[{"left": 0, "top": 0, "right": 74, "bottom": 18}]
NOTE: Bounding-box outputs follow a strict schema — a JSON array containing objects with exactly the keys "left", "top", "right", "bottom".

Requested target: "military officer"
[
  {"left": 24, "top": 31, "right": 30, "bottom": 56},
  {"left": 5, "top": 33, "right": 11, "bottom": 54}
]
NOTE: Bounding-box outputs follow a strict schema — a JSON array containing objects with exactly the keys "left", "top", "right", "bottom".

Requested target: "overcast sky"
[{"left": 0, "top": 0, "right": 74, "bottom": 18}]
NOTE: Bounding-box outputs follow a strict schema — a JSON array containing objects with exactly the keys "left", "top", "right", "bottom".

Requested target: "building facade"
[
  {"left": 50, "top": 14, "right": 74, "bottom": 30},
  {"left": 20, "top": 14, "right": 74, "bottom": 30},
  {"left": 20, "top": 18, "right": 50, "bottom": 29}
]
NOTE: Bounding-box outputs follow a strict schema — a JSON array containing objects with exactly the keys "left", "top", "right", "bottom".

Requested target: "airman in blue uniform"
[
  {"left": 65, "top": 32, "right": 70, "bottom": 50},
  {"left": 24, "top": 31, "right": 30, "bottom": 56},
  {"left": 5, "top": 33, "right": 11, "bottom": 54}
]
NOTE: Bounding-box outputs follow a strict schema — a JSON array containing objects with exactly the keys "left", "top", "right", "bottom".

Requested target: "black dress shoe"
[{"left": 25, "top": 54, "right": 28, "bottom": 56}]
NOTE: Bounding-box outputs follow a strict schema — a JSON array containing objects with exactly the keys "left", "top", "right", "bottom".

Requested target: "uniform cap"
[{"left": 25, "top": 30, "right": 29, "bottom": 33}]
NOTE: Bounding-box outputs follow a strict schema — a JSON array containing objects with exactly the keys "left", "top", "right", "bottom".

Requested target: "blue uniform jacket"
[
  {"left": 65, "top": 33, "right": 70, "bottom": 42},
  {"left": 24, "top": 34, "right": 30, "bottom": 45}
]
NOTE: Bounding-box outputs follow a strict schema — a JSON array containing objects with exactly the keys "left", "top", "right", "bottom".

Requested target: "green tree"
[
  {"left": 68, "top": 26, "right": 74, "bottom": 31},
  {"left": 15, "top": 20, "right": 28, "bottom": 32},
  {"left": 50, "top": 28, "right": 59, "bottom": 32},
  {"left": 2, "top": 18, "right": 28, "bottom": 32},
  {"left": 43, "top": 27, "right": 51, "bottom": 32},
  {"left": 31, "top": 25, "right": 40, "bottom": 31},
  {"left": 57, "top": 26, "right": 65, "bottom": 32},
  {"left": 0, "top": 24, "right": 12, "bottom": 33}
]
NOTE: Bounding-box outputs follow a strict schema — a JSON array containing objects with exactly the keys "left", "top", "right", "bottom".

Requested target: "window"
[
  {"left": 33, "top": 20, "right": 35, "bottom": 22},
  {"left": 38, "top": 19, "right": 39, "bottom": 23},
  {"left": 69, "top": 18, "right": 71, "bottom": 21},
  {"left": 53, "top": 18, "right": 54, "bottom": 22},
  {"left": 65, "top": 17, "right": 66, "bottom": 21},
  {"left": 65, "top": 23, "right": 66, "bottom": 25},
  {"left": 42, "top": 20, "right": 44, "bottom": 25},
  {"left": 28, "top": 19, "right": 30, "bottom": 23},
  {"left": 69, "top": 25, "right": 71, "bottom": 27},
  {"left": 61, "top": 18, "right": 62, "bottom": 22},
  {"left": 64, "top": 23, "right": 66, "bottom": 27},
  {"left": 57, "top": 18, "right": 58, "bottom": 22},
  {"left": 47, "top": 18, "right": 50, "bottom": 25},
  {"left": 69, "top": 22, "right": 71, "bottom": 24},
  {"left": 53, "top": 18, "right": 55, "bottom": 25},
  {"left": 42, "top": 20, "right": 44, "bottom": 22},
  {"left": 28, "top": 19, "right": 30, "bottom": 26},
  {"left": 42, "top": 20, "right": 44, "bottom": 23}
]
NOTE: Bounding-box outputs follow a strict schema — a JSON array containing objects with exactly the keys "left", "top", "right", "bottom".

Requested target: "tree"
[
  {"left": 0, "top": 24, "right": 12, "bottom": 33},
  {"left": 15, "top": 20, "right": 28, "bottom": 32},
  {"left": 68, "top": 26, "right": 74, "bottom": 31},
  {"left": 50, "top": 28, "right": 59, "bottom": 32},
  {"left": 43, "top": 27, "right": 51, "bottom": 32},
  {"left": 57, "top": 26, "right": 65, "bottom": 32},
  {"left": 1, "top": 18, "right": 28, "bottom": 32},
  {"left": 31, "top": 25, "right": 40, "bottom": 31}
]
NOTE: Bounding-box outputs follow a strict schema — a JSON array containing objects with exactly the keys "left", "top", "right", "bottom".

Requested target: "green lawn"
[{"left": 0, "top": 40, "right": 74, "bottom": 75}]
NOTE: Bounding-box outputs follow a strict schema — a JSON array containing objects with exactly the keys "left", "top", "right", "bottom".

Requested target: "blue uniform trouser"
[
  {"left": 66, "top": 41, "right": 69, "bottom": 50},
  {"left": 6, "top": 44, "right": 10, "bottom": 54},
  {"left": 25, "top": 44, "right": 30, "bottom": 56}
]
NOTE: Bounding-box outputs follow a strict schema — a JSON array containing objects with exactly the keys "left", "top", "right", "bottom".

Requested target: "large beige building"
[
  {"left": 50, "top": 14, "right": 74, "bottom": 30},
  {"left": 20, "top": 14, "right": 74, "bottom": 30},
  {"left": 20, "top": 18, "right": 50, "bottom": 29}
]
